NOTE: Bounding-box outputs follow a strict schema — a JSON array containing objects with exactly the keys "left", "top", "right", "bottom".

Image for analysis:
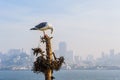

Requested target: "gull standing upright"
[{"left": 30, "top": 22, "right": 53, "bottom": 35}]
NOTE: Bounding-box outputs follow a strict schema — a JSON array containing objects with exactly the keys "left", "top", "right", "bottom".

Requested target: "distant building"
[
  {"left": 74, "top": 56, "right": 81, "bottom": 64},
  {"left": 109, "top": 49, "right": 115, "bottom": 57},
  {"left": 55, "top": 42, "right": 74, "bottom": 64},
  {"left": 8, "top": 49, "right": 21, "bottom": 54},
  {"left": 66, "top": 50, "right": 74, "bottom": 64},
  {"left": 59, "top": 42, "right": 67, "bottom": 57}
]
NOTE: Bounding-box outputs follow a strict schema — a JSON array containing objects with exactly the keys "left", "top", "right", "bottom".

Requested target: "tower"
[{"left": 59, "top": 42, "right": 67, "bottom": 57}]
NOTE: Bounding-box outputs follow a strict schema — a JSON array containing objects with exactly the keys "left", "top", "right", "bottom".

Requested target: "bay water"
[{"left": 0, "top": 70, "right": 120, "bottom": 80}]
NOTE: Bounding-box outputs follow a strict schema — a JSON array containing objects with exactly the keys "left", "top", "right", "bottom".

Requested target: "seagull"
[{"left": 30, "top": 22, "right": 53, "bottom": 35}]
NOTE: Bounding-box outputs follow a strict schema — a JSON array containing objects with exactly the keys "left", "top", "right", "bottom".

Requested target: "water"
[{"left": 0, "top": 70, "right": 120, "bottom": 80}]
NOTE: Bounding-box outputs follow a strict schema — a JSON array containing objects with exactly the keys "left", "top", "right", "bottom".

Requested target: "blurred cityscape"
[{"left": 0, "top": 42, "right": 120, "bottom": 70}]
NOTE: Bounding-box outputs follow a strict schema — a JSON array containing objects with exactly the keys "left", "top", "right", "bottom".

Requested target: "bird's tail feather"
[{"left": 30, "top": 28, "right": 37, "bottom": 30}]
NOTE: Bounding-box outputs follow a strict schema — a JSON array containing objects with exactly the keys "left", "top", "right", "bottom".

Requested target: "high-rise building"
[
  {"left": 55, "top": 41, "right": 74, "bottom": 64},
  {"left": 59, "top": 42, "right": 67, "bottom": 57},
  {"left": 66, "top": 50, "right": 74, "bottom": 64},
  {"left": 74, "top": 56, "right": 81, "bottom": 64},
  {"left": 109, "top": 49, "right": 115, "bottom": 57}
]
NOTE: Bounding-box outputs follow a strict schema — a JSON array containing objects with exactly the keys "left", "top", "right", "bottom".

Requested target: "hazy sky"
[{"left": 0, "top": 0, "right": 120, "bottom": 58}]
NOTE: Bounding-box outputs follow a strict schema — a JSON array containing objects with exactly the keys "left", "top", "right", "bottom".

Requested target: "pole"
[
  {"left": 44, "top": 34, "right": 53, "bottom": 80},
  {"left": 31, "top": 30, "right": 64, "bottom": 80}
]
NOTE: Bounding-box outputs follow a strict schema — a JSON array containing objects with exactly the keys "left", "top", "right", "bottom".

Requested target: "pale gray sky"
[{"left": 0, "top": 0, "right": 120, "bottom": 58}]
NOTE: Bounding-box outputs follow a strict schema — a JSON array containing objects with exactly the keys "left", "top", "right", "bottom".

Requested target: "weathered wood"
[
  {"left": 44, "top": 34, "right": 53, "bottom": 80},
  {"left": 32, "top": 34, "right": 64, "bottom": 80}
]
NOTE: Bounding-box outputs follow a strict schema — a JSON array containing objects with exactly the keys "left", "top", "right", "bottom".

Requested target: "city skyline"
[
  {"left": 0, "top": 0, "right": 120, "bottom": 58},
  {"left": 0, "top": 41, "right": 120, "bottom": 59},
  {"left": 1, "top": 45, "right": 120, "bottom": 70}
]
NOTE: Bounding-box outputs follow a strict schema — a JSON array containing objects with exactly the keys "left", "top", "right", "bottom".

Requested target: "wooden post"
[
  {"left": 44, "top": 34, "right": 53, "bottom": 80},
  {"left": 31, "top": 32, "right": 64, "bottom": 80}
]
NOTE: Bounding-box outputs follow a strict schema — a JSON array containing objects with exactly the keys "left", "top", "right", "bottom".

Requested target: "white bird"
[{"left": 30, "top": 22, "right": 53, "bottom": 35}]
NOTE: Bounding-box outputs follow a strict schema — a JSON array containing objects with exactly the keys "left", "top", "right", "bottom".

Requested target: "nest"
[
  {"left": 51, "top": 57, "right": 64, "bottom": 71},
  {"left": 32, "top": 56, "right": 64, "bottom": 74}
]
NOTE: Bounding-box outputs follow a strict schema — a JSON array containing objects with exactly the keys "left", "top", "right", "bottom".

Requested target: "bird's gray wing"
[{"left": 35, "top": 22, "right": 47, "bottom": 28}]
